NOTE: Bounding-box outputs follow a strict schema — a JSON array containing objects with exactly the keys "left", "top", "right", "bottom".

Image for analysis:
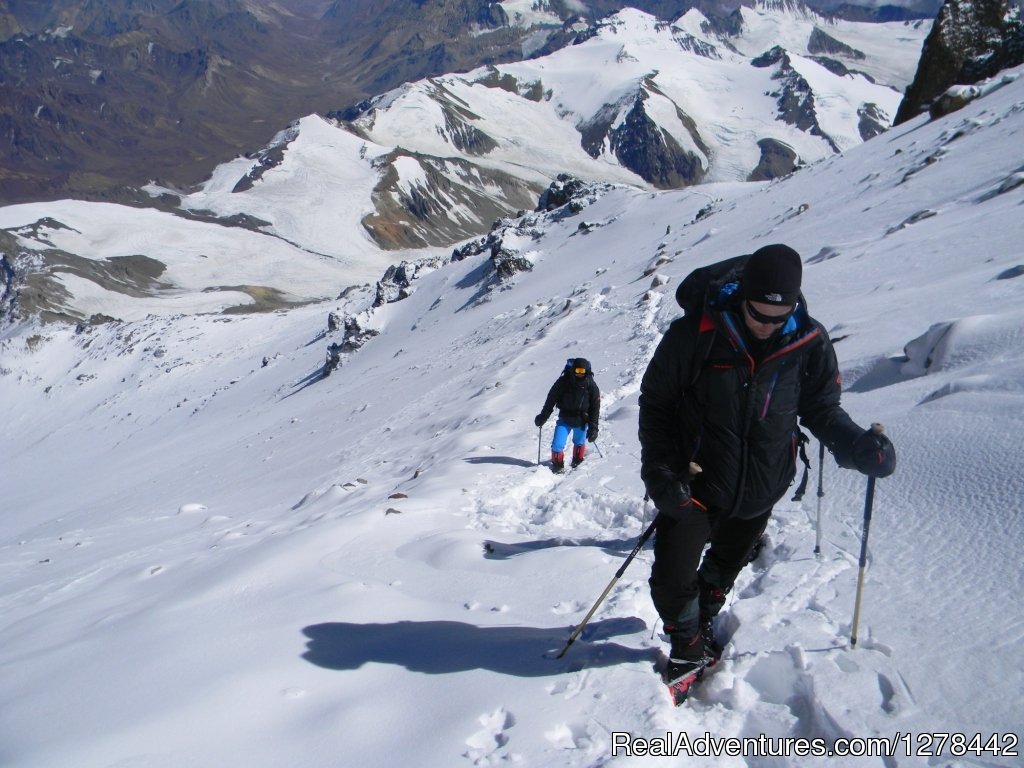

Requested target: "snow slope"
[
  {"left": 0, "top": 191, "right": 393, "bottom": 322},
  {"left": 1, "top": 63, "right": 1023, "bottom": 768}
]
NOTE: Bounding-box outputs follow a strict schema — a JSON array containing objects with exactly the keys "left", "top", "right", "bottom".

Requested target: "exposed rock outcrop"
[
  {"left": 747, "top": 138, "right": 800, "bottom": 181},
  {"left": 608, "top": 93, "right": 707, "bottom": 188},
  {"left": 753, "top": 45, "right": 838, "bottom": 152},
  {"left": 894, "top": 0, "right": 1023, "bottom": 124}
]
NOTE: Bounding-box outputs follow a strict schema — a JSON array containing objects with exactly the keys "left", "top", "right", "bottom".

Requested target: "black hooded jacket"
[
  {"left": 639, "top": 280, "right": 863, "bottom": 519},
  {"left": 540, "top": 358, "right": 601, "bottom": 432}
]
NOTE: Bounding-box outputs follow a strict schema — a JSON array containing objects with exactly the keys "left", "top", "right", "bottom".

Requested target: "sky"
[{"left": 1, "top": 40, "right": 1023, "bottom": 768}]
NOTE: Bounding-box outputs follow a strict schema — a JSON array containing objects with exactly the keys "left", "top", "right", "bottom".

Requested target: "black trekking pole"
[
  {"left": 814, "top": 441, "right": 826, "bottom": 556},
  {"left": 553, "top": 463, "right": 700, "bottom": 659},
  {"left": 537, "top": 426, "right": 543, "bottom": 466},
  {"left": 553, "top": 515, "right": 657, "bottom": 659},
  {"left": 850, "top": 424, "right": 884, "bottom": 648}
]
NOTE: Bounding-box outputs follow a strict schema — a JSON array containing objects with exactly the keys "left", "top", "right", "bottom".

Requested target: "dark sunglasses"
[{"left": 745, "top": 301, "right": 792, "bottom": 326}]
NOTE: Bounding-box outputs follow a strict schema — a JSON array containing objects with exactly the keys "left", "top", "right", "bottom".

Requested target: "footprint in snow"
[
  {"left": 463, "top": 707, "right": 516, "bottom": 765},
  {"left": 544, "top": 720, "right": 597, "bottom": 751},
  {"left": 551, "top": 600, "right": 586, "bottom": 615}
]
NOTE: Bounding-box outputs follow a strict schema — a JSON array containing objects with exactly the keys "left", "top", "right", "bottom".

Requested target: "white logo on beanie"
[{"left": 765, "top": 292, "right": 783, "bottom": 302}]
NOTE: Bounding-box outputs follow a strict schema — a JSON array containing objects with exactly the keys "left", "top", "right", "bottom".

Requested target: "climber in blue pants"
[{"left": 534, "top": 357, "right": 601, "bottom": 472}]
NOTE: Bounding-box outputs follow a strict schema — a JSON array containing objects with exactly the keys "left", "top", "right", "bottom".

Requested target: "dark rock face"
[
  {"left": 373, "top": 262, "right": 423, "bottom": 308},
  {"left": 894, "top": 0, "right": 1023, "bottom": 124},
  {"left": 608, "top": 94, "right": 706, "bottom": 188},
  {"left": 808, "top": 27, "right": 866, "bottom": 59},
  {"left": 491, "top": 248, "right": 534, "bottom": 281},
  {"left": 536, "top": 174, "right": 589, "bottom": 212},
  {"left": 959, "top": 14, "right": 1024, "bottom": 82},
  {"left": 372, "top": 256, "right": 452, "bottom": 307},
  {"left": 809, "top": 56, "right": 858, "bottom": 78},
  {"left": 747, "top": 138, "right": 800, "bottom": 181},
  {"left": 231, "top": 125, "right": 299, "bottom": 194},
  {"left": 858, "top": 102, "right": 889, "bottom": 140},
  {"left": 323, "top": 310, "right": 379, "bottom": 373},
  {"left": 754, "top": 46, "right": 837, "bottom": 152}
]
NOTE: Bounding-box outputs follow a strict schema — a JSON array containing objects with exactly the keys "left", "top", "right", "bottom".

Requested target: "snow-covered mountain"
[
  {"left": 0, "top": 2, "right": 929, "bottom": 325},
  {"left": 337, "top": 6, "right": 902, "bottom": 186},
  {"left": 182, "top": 3, "right": 929, "bottom": 252},
  {"left": 1, "top": 53, "right": 1022, "bottom": 768},
  {"left": 0, "top": 5, "right": 931, "bottom": 325},
  {"left": 185, "top": 6, "right": 930, "bottom": 250}
]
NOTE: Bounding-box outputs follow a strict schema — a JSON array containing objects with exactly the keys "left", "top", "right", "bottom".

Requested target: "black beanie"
[{"left": 742, "top": 244, "right": 802, "bottom": 305}]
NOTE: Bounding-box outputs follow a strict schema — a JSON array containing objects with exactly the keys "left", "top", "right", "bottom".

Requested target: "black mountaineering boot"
[
  {"left": 698, "top": 580, "right": 726, "bottom": 665},
  {"left": 662, "top": 622, "right": 709, "bottom": 704},
  {"left": 701, "top": 618, "right": 723, "bottom": 665}
]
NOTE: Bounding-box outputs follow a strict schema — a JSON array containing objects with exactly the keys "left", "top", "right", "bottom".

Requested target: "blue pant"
[{"left": 551, "top": 420, "right": 588, "bottom": 452}]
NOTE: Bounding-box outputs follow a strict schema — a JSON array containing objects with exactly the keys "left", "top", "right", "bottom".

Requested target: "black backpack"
[
  {"left": 674, "top": 254, "right": 749, "bottom": 319},
  {"left": 675, "top": 253, "right": 809, "bottom": 318},
  {"left": 670, "top": 255, "right": 749, "bottom": 391}
]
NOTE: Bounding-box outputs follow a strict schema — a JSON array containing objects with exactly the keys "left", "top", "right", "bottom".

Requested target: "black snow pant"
[{"left": 649, "top": 504, "right": 771, "bottom": 633}]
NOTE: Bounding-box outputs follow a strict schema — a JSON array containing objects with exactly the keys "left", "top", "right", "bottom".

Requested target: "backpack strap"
[{"left": 687, "top": 312, "right": 717, "bottom": 388}]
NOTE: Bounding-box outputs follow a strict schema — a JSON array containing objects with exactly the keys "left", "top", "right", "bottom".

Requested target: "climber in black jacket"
[{"left": 639, "top": 244, "right": 896, "bottom": 684}]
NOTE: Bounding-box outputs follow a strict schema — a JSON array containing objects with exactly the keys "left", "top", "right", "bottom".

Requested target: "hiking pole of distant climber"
[
  {"left": 850, "top": 424, "right": 884, "bottom": 648},
  {"left": 814, "top": 441, "right": 826, "bottom": 556},
  {"left": 537, "top": 426, "right": 542, "bottom": 466},
  {"left": 593, "top": 441, "right": 605, "bottom": 459},
  {"left": 554, "top": 464, "right": 700, "bottom": 660}
]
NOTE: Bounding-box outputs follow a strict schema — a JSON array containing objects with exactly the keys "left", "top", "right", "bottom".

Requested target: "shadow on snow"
[
  {"left": 482, "top": 537, "right": 644, "bottom": 560},
  {"left": 281, "top": 368, "right": 326, "bottom": 399},
  {"left": 464, "top": 455, "right": 536, "bottom": 468},
  {"left": 301, "top": 617, "right": 656, "bottom": 677}
]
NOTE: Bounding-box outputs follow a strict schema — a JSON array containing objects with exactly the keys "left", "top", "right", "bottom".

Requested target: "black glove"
[
  {"left": 534, "top": 414, "right": 545, "bottom": 428},
  {"left": 587, "top": 426, "right": 598, "bottom": 443},
  {"left": 650, "top": 479, "right": 694, "bottom": 521},
  {"left": 852, "top": 428, "right": 896, "bottom": 478}
]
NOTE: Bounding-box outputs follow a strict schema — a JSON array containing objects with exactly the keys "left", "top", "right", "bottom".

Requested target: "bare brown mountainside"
[{"left": 0, "top": 0, "right": 551, "bottom": 204}]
